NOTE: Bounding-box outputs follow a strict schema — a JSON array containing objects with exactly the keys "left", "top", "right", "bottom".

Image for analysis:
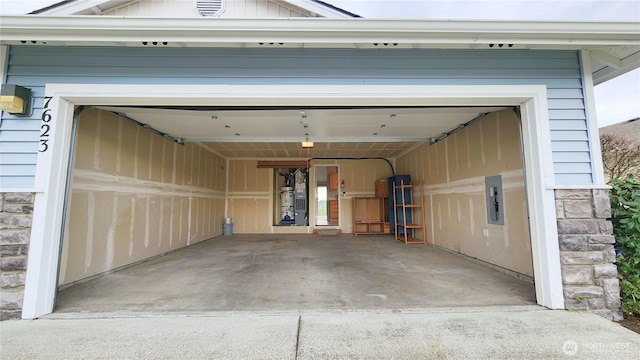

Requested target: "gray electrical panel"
[{"left": 485, "top": 175, "right": 504, "bottom": 225}]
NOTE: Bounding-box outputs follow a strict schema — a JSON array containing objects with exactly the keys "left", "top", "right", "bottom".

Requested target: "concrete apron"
[{"left": 2, "top": 306, "right": 639, "bottom": 359}]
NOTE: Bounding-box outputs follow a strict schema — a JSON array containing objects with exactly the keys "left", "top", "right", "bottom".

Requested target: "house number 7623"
[{"left": 38, "top": 96, "right": 53, "bottom": 153}]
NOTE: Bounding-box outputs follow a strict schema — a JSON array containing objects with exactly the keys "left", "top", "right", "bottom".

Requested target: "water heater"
[{"left": 280, "top": 187, "right": 294, "bottom": 221}]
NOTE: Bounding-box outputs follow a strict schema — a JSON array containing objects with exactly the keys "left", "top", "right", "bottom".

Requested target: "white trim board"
[
  {"left": 580, "top": 50, "right": 607, "bottom": 186},
  {"left": 1, "top": 16, "right": 638, "bottom": 48},
  {"left": 22, "top": 84, "right": 564, "bottom": 319}
]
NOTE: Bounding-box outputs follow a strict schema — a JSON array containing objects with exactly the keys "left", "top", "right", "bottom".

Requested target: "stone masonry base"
[
  {"left": 0, "top": 192, "right": 34, "bottom": 321},
  {"left": 556, "top": 189, "right": 623, "bottom": 321}
]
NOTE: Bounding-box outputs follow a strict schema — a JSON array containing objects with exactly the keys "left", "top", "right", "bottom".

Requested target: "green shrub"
[{"left": 609, "top": 175, "right": 640, "bottom": 315}]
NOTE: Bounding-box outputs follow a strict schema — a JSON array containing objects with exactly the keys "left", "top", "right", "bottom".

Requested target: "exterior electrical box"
[{"left": 485, "top": 175, "right": 504, "bottom": 225}]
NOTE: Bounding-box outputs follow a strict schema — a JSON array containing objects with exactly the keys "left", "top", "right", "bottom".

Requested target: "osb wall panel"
[
  {"left": 397, "top": 110, "right": 532, "bottom": 276},
  {"left": 59, "top": 108, "right": 225, "bottom": 285}
]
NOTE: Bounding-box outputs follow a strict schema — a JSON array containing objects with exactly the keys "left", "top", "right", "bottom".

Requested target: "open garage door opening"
[{"left": 52, "top": 103, "right": 537, "bottom": 314}]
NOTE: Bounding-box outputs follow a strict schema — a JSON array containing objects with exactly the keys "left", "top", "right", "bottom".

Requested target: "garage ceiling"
[{"left": 98, "top": 106, "right": 506, "bottom": 158}]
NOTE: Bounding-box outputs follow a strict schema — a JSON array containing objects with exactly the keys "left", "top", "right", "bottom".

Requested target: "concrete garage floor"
[{"left": 55, "top": 234, "right": 536, "bottom": 313}]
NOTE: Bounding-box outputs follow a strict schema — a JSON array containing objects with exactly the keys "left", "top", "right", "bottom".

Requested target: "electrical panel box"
[{"left": 485, "top": 175, "right": 504, "bottom": 225}]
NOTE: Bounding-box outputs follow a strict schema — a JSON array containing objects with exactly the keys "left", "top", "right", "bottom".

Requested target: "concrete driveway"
[{"left": 2, "top": 306, "right": 639, "bottom": 359}]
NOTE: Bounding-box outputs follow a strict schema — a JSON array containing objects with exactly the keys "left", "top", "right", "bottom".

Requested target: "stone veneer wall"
[
  {"left": 0, "top": 192, "right": 34, "bottom": 320},
  {"left": 556, "top": 189, "right": 623, "bottom": 321}
]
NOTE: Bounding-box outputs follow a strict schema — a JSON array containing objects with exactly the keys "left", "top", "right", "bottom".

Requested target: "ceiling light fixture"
[{"left": 301, "top": 133, "right": 313, "bottom": 148}]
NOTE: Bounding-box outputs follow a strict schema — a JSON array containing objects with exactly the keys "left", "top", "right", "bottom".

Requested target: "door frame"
[
  {"left": 313, "top": 164, "right": 341, "bottom": 228},
  {"left": 23, "top": 83, "right": 564, "bottom": 318}
]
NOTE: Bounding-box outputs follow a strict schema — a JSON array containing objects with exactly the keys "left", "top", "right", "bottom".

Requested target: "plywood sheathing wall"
[
  {"left": 226, "top": 159, "right": 393, "bottom": 234},
  {"left": 396, "top": 110, "right": 532, "bottom": 276},
  {"left": 59, "top": 108, "right": 226, "bottom": 285}
]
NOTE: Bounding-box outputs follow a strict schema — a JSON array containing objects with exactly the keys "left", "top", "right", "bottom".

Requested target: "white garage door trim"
[{"left": 22, "top": 84, "right": 564, "bottom": 319}]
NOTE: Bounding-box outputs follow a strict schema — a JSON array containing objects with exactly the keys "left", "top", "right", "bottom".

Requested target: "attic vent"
[{"left": 195, "top": 0, "right": 224, "bottom": 16}]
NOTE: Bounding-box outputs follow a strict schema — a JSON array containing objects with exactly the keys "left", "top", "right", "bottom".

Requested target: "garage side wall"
[
  {"left": 396, "top": 110, "right": 532, "bottom": 276},
  {"left": 58, "top": 108, "right": 225, "bottom": 285}
]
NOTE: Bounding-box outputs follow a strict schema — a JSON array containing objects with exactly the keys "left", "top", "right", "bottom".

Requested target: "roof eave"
[
  {"left": 1, "top": 16, "right": 637, "bottom": 46},
  {"left": 1, "top": 16, "right": 638, "bottom": 83}
]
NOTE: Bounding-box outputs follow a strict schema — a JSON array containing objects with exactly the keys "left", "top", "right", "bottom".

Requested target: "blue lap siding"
[{"left": 0, "top": 47, "right": 591, "bottom": 188}]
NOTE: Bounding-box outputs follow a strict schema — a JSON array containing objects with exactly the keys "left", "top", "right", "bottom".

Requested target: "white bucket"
[{"left": 225, "top": 217, "right": 232, "bottom": 224}]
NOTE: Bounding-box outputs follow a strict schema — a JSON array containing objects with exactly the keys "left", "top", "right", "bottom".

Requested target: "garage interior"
[{"left": 54, "top": 105, "right": 536, "bottom": 312}]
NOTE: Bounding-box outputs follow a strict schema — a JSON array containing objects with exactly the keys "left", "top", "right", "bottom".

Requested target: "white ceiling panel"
[{"left": 97, "top": 106, "right": 506, "bottom": 158}]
